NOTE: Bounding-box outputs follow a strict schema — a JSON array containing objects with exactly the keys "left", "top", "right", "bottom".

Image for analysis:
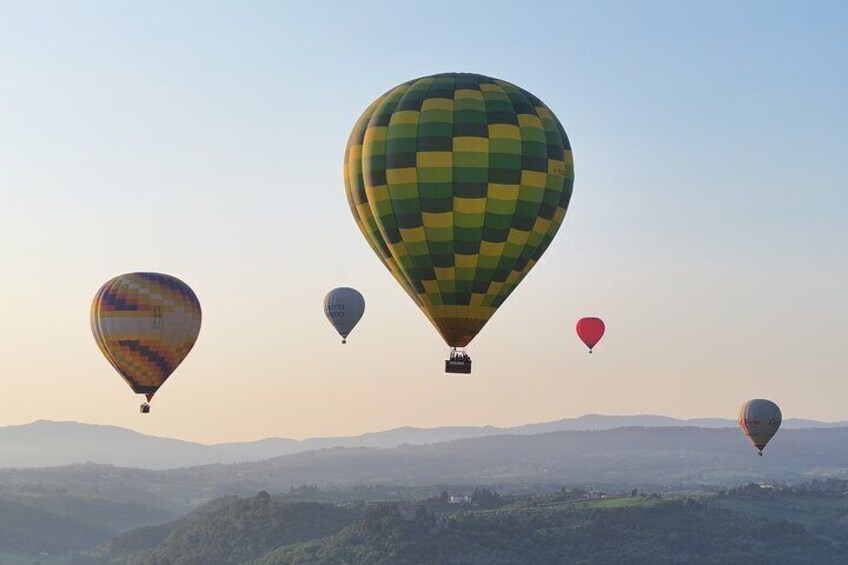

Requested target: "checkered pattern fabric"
[
  {"left": 344, "top": 73, "right": 574, "bottom": 347},
  {"left": 91, "top": 272, "right": 202, "bottom": 398}
]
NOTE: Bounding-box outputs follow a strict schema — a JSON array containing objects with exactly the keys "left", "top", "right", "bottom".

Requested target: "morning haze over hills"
[
  {"left": 3, "top": 416, "right": 848, "bottom": 514},
  {"left": 4, "top": 417, "right": 848, "bottom": 563},
  {"left": 4, "top": 414, "right": 847, "bottom": 469}
]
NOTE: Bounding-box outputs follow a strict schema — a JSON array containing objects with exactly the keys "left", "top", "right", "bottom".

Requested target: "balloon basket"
[
  {"left": 445, "top": 349, "right": 472, "bottom": 374},
  {"left": 140, "top": 403, "right": 151, "bottom": 414}
]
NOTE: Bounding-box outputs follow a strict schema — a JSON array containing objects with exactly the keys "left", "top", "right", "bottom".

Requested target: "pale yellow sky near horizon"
[
  {"left": 1, "top": 2, "right": 846, "bottom": 444},
  {"left": 1, "top": 228, "right": 843, "bottom": 444}
]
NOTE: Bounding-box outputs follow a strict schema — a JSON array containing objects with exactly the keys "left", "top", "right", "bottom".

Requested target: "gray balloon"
[
  {"left": 738, "top": 398, "right": 782, "bottom": 455},
  {"left": 324, "top": 287, "right": 365, "bottom": 344}
]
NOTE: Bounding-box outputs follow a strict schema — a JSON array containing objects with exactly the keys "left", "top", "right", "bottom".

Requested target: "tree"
[{"left": 471, "top": 488, "right": 501, "bottom": 508}]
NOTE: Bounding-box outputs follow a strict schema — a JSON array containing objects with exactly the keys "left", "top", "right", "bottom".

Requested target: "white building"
[{"left": 448, "top": 494, "right": 472, "bottom": 504}]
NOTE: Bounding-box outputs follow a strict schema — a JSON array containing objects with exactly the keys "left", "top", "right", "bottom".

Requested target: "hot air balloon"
[
  {"left": 344, "top": 73, "right": 574, "bottom": 373},
  {"left": 738, "top": 399, "right": 782, "bottom": 456},
  {"left": 91, "top": 272, "right": 202, "bottom": 413},
  {"left": 576, "top": 317, "right": 605, "bottom": 353},
  {"left": 324, "top": 287, "right": 365, "bottom": 343}
]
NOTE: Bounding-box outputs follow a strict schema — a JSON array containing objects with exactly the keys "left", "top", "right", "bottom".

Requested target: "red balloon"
[{"left": 576, "top": 317, "right": 605, "bottom": 352}]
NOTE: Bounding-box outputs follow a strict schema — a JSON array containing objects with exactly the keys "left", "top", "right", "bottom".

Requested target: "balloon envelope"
[
  {"left": 738, "top": 398, "right": 782, "bottom": 453},
  {"left": 344, "top": 73, "right": 574, "bottom": 347},
  {"left": 324, "top": 287, "right": 365, "bottom": 342},
  {"left": 576, "top": 317, "right": 605, "bottom": 351},
  {"left": 91, "top": 272, "right": 202, "bottom": 400}
]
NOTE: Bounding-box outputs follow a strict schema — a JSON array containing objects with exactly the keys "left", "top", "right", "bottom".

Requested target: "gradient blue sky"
[{"left": 1, "top": 1, "right": 846, "bottom": 442}]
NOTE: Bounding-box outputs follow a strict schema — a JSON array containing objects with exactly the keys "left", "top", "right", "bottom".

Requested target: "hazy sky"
[{"left": 2, "top": 1, "right": 846, "bottom": 443}]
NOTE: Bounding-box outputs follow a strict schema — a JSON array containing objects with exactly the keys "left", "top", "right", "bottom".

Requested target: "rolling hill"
[
  {"left": 3, "top": 425, "right": 848, "bottom": 517},
  {"left": 78, "top": 483, "right": 848, "bottom": 564},
  {"left": 2, "top": 415, "right": 845, "bottom": 470}
]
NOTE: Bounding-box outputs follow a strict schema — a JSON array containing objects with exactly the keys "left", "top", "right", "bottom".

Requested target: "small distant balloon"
[
  {"left": 324, "top": 287, "right": 365, "bottom": 344},
  {"left": 576, "top": 317, "right": 605, "bottom": 353},
  {"left": 91, "top": 272, "right": 202, "bottom": 413},
  {"left": 738, "top": 399, "right": 782, "bottom": 456}
]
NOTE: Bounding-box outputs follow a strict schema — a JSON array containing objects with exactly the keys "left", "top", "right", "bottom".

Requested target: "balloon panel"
[
  {"left": 324, "top": 287, "right": 365, "bottom": 338},
  {"left": 91, "top": 273, "right": 202, "bottom": 395},
  {"left": 345, "top": 73, "right": 574, "bottom": 347}
]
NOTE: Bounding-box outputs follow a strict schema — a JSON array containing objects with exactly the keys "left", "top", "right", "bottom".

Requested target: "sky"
[{"left": 1, "top": 1, "right": 846, "bottom": 443}]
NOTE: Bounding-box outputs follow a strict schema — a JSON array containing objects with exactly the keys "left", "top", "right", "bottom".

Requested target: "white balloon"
[
  {"left": 323, "top": 287, "right": 365, "bottom": 343},
  {"left": 738, "top": 398, "right": 782, "bottom": 455}
]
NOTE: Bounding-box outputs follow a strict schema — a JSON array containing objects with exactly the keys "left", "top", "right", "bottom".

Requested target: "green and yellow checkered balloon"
[{"left": 344, "top": 73, "right": 574, "bottom": 347}]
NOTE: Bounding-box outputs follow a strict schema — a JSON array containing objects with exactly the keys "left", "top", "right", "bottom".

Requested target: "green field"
[{"left": 573, "top": 496, "right": 644, "bottom": 509}]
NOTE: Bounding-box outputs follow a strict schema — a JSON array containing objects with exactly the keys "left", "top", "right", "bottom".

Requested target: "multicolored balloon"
[
  {"left": 324, "top": 287, "right": 365, "bottom": 344},
  {"left": 91, "top": 272, "right": 202, "bottom": 412},
  {"left": 738, "top": 399, "right": 782, "bottom": 456},
  {"left": 344, "top": 73, "right": 574, "bottom": 351},
  {"left": 576, "top": 317, "right": 605, "bottom": 353}
]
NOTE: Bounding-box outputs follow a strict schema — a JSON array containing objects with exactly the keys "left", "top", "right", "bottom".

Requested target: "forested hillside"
[
  {"left": 76, "top": 493, "right": 359, "bottom": 564},
  {"left": 0, "top": 489, "right": 176, "bottom": 555},
  {"left": 78, "top": 480, "right": 848, "bottom": 564}
]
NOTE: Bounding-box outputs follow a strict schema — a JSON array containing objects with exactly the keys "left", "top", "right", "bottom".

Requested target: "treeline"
[
  {"left": 724, "top": 477, "right": 848, "bottom": 496},
  {"left": 257, "top": 497, "right": 845, "bottom": 564},
  {"left": 75, "top": 484, "right": 848, "bottom": 564}
]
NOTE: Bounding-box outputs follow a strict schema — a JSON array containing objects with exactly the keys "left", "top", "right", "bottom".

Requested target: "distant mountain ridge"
[
  {"left": 1, "top": 414, "right": 846, "bottom": 470},
  {"left": 5, "top": 426, "right": 848, "bottom": 517}
]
